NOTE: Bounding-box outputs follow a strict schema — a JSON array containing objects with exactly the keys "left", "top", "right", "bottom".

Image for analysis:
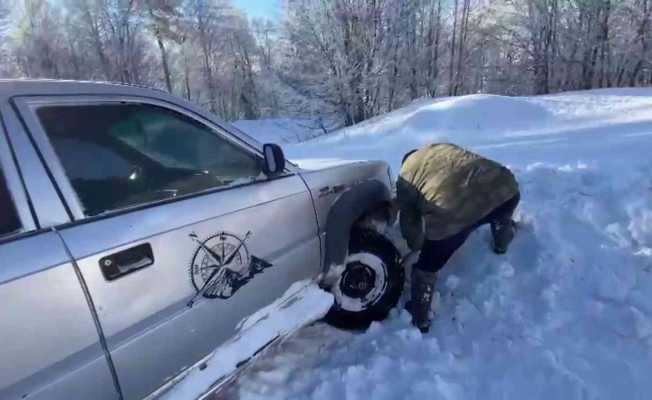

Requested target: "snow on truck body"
[{"left": 0, "top": 80, "right": 395, "bottom": 400}]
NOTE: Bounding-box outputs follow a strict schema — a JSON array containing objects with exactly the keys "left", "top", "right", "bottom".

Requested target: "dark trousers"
[{"left": 414, "top": 193, "right": 520, "bottom": 273}]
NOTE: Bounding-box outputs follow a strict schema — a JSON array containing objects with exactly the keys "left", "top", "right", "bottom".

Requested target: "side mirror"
[{"left": 262, "top": 143, "right": 286, "bottom": 176}]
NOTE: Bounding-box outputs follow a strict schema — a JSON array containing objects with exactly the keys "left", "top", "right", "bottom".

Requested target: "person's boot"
[
  {"left": 406, "top": 269, "right": 437, "bottom": 333},
  {"left": 491, "top": 219, "right": 516, "bottom": 254}
]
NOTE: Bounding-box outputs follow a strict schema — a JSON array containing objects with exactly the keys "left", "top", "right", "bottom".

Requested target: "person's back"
[
  {"left": 397, "top": 143, "right": 520, "bottom": 333},
  {"left": 398, "top": 143, "right": 518, "bottom": 242}
]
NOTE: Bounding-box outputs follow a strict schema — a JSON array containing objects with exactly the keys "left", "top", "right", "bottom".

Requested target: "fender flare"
[{"left": 323, "top": 179, "right": 393, "bottom": 274}]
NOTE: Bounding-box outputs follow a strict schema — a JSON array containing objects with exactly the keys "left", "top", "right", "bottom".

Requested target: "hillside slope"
[{"left": 229, "top": 89, "right": 652, "bottom": 400}]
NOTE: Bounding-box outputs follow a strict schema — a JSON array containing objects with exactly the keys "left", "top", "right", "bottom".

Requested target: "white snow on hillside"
[
  {"left": 232, "top": 118, "right": 333, "bottom": 144},
  {"left": 226, "top": 89, "right": 652, "bottom": 400}
]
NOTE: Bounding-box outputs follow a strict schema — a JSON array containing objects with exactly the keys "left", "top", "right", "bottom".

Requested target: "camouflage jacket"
[{"left": 397, "top": 143, "right": 519, "bottom": 248}]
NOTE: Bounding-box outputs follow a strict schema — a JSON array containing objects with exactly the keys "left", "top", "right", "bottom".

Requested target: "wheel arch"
[{"left": 322, "top": 179, "right": 393, "bottom": 276}]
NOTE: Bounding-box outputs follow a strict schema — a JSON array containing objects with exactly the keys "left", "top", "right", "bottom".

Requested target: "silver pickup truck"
[{"left": 0, "top": 80, "right": 404, "bottom": 400}]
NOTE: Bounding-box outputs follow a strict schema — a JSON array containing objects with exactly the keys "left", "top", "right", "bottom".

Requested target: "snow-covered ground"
[
  {"left": 161, "top": 282, "right": 333, "bottom": 400},
  {"left": 220, "top": 88, "right": 652, "bottom": 400},
  {"left": 232, "top": 118, "right": 333, "bottom": 144}
]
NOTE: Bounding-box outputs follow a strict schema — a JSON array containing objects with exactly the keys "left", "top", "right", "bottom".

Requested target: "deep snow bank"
[
  {"left": 326, "top": 94, "right": 553, "bottom": 141},
  {"left": 273, "top": 89, "right": 652, "bottom": 172},
  {"left": 405, "top": 94, "right": 552, "bottom": 132},
  {"left": 225, "top": 88, "right": 652, "bottom": 400}
]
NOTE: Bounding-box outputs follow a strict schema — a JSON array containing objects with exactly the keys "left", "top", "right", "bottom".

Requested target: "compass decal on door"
[{"left": 188, "top": 231, "right": 273, "bottom": 301}]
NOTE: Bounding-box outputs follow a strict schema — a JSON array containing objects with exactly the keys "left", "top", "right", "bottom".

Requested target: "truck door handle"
[{"left": 99, "top": 243, "right": 154, "bottom": 281}]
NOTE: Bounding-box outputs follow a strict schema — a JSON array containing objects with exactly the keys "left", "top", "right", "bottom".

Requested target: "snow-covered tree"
[{"left": 1, "top": 0, "right": 651, "bottom": 124}]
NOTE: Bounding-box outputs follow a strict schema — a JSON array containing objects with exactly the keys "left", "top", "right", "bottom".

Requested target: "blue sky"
[{"left": 233, "top": 0, "right": 282, "bottom": 20}]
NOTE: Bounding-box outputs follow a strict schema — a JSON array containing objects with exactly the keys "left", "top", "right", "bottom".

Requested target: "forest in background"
[{"left": 0, "top": 0, "right": 650, "bottom": 127}]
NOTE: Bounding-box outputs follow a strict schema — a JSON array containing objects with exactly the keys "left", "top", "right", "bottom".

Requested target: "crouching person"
[{"left": 397, "top": 143, "right": 520, "bottom": 333}]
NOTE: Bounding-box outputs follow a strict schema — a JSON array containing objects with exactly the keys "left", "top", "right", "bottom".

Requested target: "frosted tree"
[
  {"left": 1, "top": 0, "right": 651, "bottom": 123},
  {"left": 282, "top": 0, "right": 391, "bottom": 125},
  {"left": 142, "top": 0, "right": 184, "bottom": 93}
]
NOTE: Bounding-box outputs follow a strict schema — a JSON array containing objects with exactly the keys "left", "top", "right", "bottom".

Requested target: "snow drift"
[{"left": 224, "top": 89, "right": 652, "bottom": 400}]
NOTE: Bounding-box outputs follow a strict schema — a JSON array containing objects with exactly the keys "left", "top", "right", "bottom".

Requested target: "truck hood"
[{"left": 291, "top": 158, "right": 386, "bottom": 172}]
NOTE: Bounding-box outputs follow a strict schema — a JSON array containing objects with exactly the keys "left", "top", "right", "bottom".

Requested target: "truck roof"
[
  {"left": 0, "top": 79, "right": 172, "bottom": 101},
  {"left": 0, "top": 78, "right": 165, "bottom": 91}
]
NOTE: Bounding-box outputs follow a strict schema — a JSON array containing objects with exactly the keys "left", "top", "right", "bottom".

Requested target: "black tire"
[{"left": 325, "top": 228, "right": 404, "bottom": 330}]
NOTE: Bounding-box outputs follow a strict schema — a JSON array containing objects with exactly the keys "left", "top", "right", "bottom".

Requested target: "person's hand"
[
  {"left": 388, "top": 200, "right": 400, "bottom": 226},
  {"left": 403, "top": 220, "right": 425, "bottom": 251},
  {"left": 400, "top": 250, "right": 421, "bottom": 270},
  {"left": 407, "top": 230, "right": 424, "bottom": 251}
]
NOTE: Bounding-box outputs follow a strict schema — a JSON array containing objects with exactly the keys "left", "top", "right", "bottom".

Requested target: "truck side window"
[
  {"left": 36, "top": 103, "right": 264, "bottom": 217},
  {"left": 0, "top": 167, "right": 21, "bottom": 237}
]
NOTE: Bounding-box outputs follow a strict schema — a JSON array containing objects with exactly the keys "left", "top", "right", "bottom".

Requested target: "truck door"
[
  {"left": 0, "top": 109, "right": 118, "bottom": 399},
  {"left": 15, "top": 96, "right": 321, "bottom": 399}
]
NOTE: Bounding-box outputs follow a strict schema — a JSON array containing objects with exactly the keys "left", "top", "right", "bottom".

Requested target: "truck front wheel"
[{"left": 325, "top": 228, "right": 404, "bottom": 330}]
